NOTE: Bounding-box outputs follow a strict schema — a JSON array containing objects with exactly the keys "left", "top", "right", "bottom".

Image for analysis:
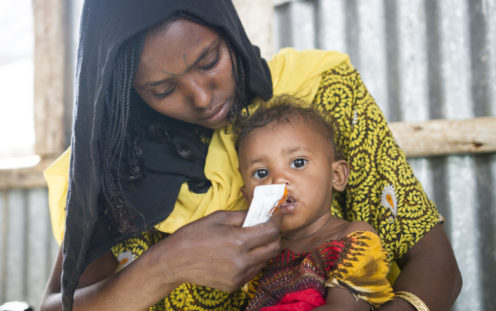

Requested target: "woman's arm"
[
  {"left": 379, "top": 223, "right": 462, "bottom": 311},
  {"left": 40, "top": 210, "right": 282, "bottom": 311},
  {"left": 41, "top": 247, "right": 171, "bottom": 311}
]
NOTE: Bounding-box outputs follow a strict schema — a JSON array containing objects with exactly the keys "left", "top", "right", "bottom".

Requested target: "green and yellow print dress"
[
  {"left": 311, "top": 59, "right": 442, "bottom": 263},
  {"left": 111, "top": 49, "right": 442, "bottom": 310}
]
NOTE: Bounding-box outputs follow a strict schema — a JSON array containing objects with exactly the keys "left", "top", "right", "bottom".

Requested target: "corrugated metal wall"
[
  {"left": 0, "top": 188, "right": 58, "bottom": 309},
  {"left": 273, "top": 0, "right": 495, "bottom": 310},
  {"left": 0, "top": 0, "right": 495, "bottom": 310}
]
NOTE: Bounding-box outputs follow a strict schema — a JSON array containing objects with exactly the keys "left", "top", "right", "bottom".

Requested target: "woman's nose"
[{"left": 186, "top": 76, "right": 213, "bottom": 109}]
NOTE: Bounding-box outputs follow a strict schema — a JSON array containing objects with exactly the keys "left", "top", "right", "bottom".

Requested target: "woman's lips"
[{"left": 203, "top": 100, "right": 230, "bottom": 123}]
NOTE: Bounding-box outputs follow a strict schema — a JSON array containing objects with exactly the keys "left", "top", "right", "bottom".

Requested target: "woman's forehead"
[
  {"left": 148, "top": 16, "right": 213, "bottom": 37},
  {"left": 135, "top": 18, "right": 223, "bottom": 85},
  {"left": 145, "top": 18, "right": 219, "bottom": 56}
]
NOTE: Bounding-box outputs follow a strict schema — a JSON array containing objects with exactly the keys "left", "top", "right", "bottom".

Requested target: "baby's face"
[{"left": 238, "top": 115, "right": 337, "bottom": 236}]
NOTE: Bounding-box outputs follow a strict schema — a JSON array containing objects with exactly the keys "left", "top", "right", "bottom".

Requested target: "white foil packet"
[{"left": 242, "top": 184, "right": 287, "bottom": 227}]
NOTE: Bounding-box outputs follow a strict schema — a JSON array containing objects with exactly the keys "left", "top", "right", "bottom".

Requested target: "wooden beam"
[
  {"left": 390, "top": 116, "right": 496, "bottom": 158},
  {"left": 32, "top": 0, "right": 67, "bottom": 158},
  {"left": 0, "top": 157, "right": 57, "bottom": 189},
  {"left": 2, "top": 116, "right": 494, "bottom": 189}
]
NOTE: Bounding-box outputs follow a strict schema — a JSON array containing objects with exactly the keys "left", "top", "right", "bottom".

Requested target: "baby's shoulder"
[{"left": 339, "top": 221, "right": 377, "bottom": 238}]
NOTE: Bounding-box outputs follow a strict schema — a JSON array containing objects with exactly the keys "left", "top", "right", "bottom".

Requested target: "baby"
[{"left": 236, "top": 95, "right": 394, "bottom": 310}]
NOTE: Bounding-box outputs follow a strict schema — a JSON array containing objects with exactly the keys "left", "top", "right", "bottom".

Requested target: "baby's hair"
[{"left": 235, "top": 94, "right": 341, "bottom": 159}]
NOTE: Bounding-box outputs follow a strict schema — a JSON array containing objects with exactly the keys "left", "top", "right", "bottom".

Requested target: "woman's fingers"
[
  {"left": 239, "top": 217, "right": 282, "bottom": 251},
  {"left": 198, "top": 210, "right": 281, "bottom": 253},
  {"left": 155, "top": 210, "right": 282, "bottom": 293},
  {"left": 204, "top": 209, "right": 247, "bottom": 227},
  {"left": 224, "top": 237, "right": 282, "bottom": 291},
  {"left": 207, "top": 209, "right": 282, "bottom": 259}
]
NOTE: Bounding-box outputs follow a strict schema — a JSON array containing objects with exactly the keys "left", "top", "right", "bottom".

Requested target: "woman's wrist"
[
  {"left": 141, "top": 237, "right": 185, "bottom": 290},
  {"left": 378, "top": 296, "right": 416, "bottom": 311}
]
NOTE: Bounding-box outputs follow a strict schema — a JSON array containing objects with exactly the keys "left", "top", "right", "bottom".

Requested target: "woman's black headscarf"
[{"left": 62, "top": 0, "right": 272, "bottom": 309}]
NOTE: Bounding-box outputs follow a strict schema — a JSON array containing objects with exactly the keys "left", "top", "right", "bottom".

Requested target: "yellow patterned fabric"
[
  {"left": 268, "top": 48, "right": 349, "bottom": 103},
  {"left": 311, "top": 62, "right": 441, "bottom": 262},
  {"left": 111, "top": 230, "right": 248, "bottom": 311},
  {"left": 325, "top": 231, "right": 394, "bottom": 308}
]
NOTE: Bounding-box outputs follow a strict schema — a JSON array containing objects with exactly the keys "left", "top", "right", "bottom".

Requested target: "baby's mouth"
[
  {"left": 280, "top": 196, "right": 294, "bottom": 207},
  {"left": 277, "top": 195, "right": 296, "bottom": 212}
]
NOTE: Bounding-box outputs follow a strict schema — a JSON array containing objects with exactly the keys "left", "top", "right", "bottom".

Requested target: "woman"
[{"left": 41, "top": 0, "right": 461, "bottom": 310}]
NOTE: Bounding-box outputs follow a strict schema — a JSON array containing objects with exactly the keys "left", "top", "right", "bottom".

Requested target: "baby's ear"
[{"left": 331, "top": 160, "right": 349, "bottom": 192}]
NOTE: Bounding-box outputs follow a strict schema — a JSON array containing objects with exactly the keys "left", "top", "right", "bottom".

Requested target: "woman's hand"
[
  {"left": 149, "top": 210, "right": 283, "bottom": 292},
  {"left": 40, "top": 210, "right": 282, "bottom": 311}
]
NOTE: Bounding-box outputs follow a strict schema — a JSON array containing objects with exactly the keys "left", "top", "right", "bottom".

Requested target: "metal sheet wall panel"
[
  {"left": 0, "top": 1, "right": 494, "bottom": 310},
  {"left": 0, "top": 188, "right": 58, "bottom": 309},
  {"left": 4, "top": 189, "right": 27, "bottom": 303},
  {"left": 274, "top": 1, "right": 495, "bottom": 310}
]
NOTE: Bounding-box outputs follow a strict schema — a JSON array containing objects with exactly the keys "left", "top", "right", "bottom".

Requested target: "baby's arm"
[
  {"left": 317, "top": 229, "right": 394, "bottom": 311},
  {"left": 313, "top": 287, "right": 369, "bottom": 311}
]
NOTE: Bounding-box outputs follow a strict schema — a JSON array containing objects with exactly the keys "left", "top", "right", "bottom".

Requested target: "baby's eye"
[
  {"left": 253, "top": 169, "right": 269, "bottom": 179},
  {"left": 291, "top": 158, "right": 307, "bottom": 169}
]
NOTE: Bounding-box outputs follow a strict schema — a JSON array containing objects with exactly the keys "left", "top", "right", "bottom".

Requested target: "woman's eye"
[
  {"left": 253, "top": 169, "right": 269, "bottom": 179},
  {"left": 201, "top": 50, "right": 219, "bottom": 70},
  {"left": 291, "top": 158, "right": 307, "bottom": 169},
  {"left": 153, "top": 85, "right": 175, "bottom": 99}
]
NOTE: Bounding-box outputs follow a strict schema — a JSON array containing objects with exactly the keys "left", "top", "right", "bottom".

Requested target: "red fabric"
[
  {"left": 259, "top": 288, "right": 326, "bottom": 311},
  {"left": 246, "top": 240, "right": 346, "bottom": 311}
]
